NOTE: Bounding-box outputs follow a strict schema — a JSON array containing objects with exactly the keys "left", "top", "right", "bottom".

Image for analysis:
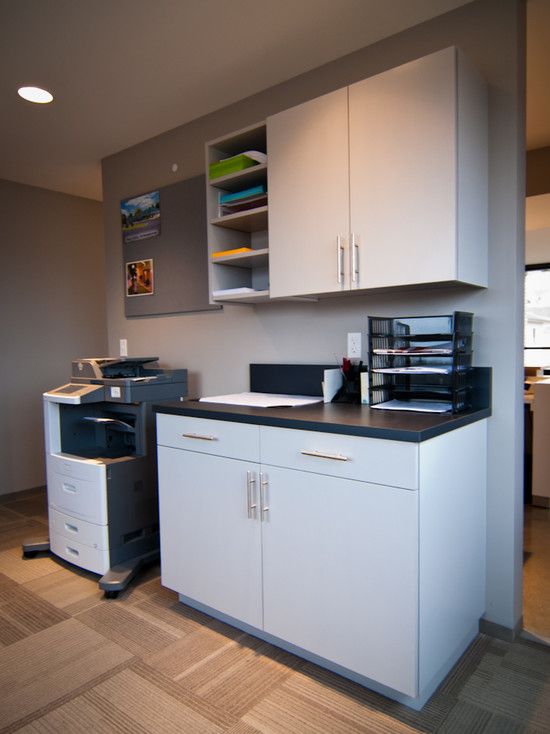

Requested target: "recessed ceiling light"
[{"left": 17, "top": 86, "right": 53, "bottom": 104}]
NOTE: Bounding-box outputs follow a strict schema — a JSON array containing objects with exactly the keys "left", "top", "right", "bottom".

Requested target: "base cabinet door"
[
  {"left": 158, "top": 445, "right": 263, "bottom": 628},
  {"left": 261, "top": 465, "right": 419, "bottom": 696}
]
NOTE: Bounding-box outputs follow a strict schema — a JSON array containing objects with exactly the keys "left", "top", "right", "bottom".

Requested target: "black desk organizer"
[{"left": 367, "top": 312, "right": 474, "bottom": 413}]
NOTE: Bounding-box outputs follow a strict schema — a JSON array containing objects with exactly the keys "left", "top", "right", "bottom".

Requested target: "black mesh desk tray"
[{"left": 367, "top": 312, "right": 474, "bottom": 413}]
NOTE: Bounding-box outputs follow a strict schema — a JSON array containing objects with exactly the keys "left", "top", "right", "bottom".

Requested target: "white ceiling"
[{"left": 0, "top": 0, "right": 547, "bottom": 202}]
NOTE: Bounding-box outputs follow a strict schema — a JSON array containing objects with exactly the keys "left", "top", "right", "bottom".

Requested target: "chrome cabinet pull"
[
  {"left": 336, "top": 236, "right": 345, "bottom": 286},
  {"left": 300, "top": 449, "right": 350, "bottom": 462},
  {"left": 259, "top": 472, "right": 269, "bottom": 520},
  {"left": 246, "top": 471, "right": 257, "bottom": 519},
  {"left": 181, "top": 432, "right": 218, "bottom": 441},
  {"left": 350, "top": 233, "right": 359, "bottom": 284}
]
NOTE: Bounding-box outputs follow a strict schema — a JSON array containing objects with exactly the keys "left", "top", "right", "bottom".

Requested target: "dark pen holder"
[{"left": 332, "top": 364, "right": 364, "bottom": 404}]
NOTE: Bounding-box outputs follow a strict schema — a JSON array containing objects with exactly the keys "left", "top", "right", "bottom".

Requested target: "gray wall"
[
  {"left": 102, "top": 0, "right": 525, "bottom": 630},
  {"left": 0, "top": 180, "right": 107, "bottom": 495}
]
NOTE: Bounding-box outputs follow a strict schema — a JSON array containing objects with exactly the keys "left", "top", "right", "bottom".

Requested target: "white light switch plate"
[
  {"left": 347, "top": 332, "right": 362, "bottom": 359},
  {"left": 119, "top": 339, "right": 128, "bottom": 356}
]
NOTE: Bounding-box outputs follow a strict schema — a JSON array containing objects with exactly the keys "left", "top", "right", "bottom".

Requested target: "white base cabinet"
[
  {"left": 156, "top": 413, "right": 486, "bottom": 705},
  {"left": 261, "top": 466, "right": 418, "bottom": 695}
]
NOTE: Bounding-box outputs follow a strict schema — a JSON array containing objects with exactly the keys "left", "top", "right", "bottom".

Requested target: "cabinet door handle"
[
  {"left": 246, "top": 471, "right": 257, "bottom": 519},
  {"left": 350, "top": 233, "right": 359, "bottom": 285},
  {"left": 300, "top": 449, "right": 350, "bottom": 462},
  {"left": 181, "top": 432, "right": 218, "bottom": 441},
  {"left": 336, "top": 236, "right": 345, "bottom": 286},
  {"left": 259, "top": 472, "right": 269, "bottom": 520}
]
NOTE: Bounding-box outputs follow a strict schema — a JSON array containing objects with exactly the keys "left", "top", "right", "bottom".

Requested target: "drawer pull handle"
[
  {"left": 260, "top": 472, "right": 269, "bottom": 520},
  {"left": 350, "top": 232, "right": 359, "bottom": 284},
  {"left": 181, "top": 432, "right": 218, "bottom": 441},
  {"left": 64, "top": 523, "right": 78, "bottom": 533},
  {"left": 246, "top": 471, "right": 257, "bottom": 519},
  {"left": 66, "top": 546, "right": 79, "bottom": 556},
  {"left": 300, "top": 449, "right": 350, "bottom": 462},
  {"left": 63, "top": 483, "right": 77, "bottom": 493},
  {"left": 336, "top": 235, "right": 345, "bottom": 286}
]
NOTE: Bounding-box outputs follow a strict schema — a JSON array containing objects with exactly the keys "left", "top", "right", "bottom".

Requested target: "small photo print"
[
  {"left": 121, "top": 190, "right": 160, "bottom": 243},
  {"left": 126, "top": 259, "right": 154, "bottom": 297}
]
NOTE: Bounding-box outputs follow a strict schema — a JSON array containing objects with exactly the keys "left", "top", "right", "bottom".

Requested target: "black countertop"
[{"left": 154, "top": 399, "right": 491, "bottom": 443}]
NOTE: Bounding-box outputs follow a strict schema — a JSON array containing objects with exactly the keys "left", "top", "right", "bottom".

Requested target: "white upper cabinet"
[
  {"left": 267, "top": 88, "right": 350, "bottom": 298},
  {"left": 267, "top": 47, "right": 487, "bottom": 298}
]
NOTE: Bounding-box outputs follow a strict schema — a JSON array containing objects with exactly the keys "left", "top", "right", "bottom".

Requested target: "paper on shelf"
[
  {"left": 372, "top": 366, "right": 451, "bottom": 374},
  {"left": 242, "top": 150, "right": 267, "bottom": 164},
  {"left": 199, "top": 392, "right": 323, "bottom": 408},
  {"left": 212, "top": 287, "right": 256, "bottom": 297},
  {"left": 371, "top": 399, "right": 452, "bottom": 413}
]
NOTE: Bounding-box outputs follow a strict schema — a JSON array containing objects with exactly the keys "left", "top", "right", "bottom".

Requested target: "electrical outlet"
[
  {"left": 119, "top": 339, "right": 128, "bottom": 357},
  {"left": 347, "top": 332, "right": 362, "bottom": 359}
]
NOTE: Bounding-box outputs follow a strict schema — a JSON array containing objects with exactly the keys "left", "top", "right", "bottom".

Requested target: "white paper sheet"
[
  {"left": 322, "top": 368, "right": 343, "bottom": 403},
  {"left": 371, "top": 399, "right": 452, "bottom": 413},
  {"left": 199, "top": 392, "right": 323, "bottom": 408}
]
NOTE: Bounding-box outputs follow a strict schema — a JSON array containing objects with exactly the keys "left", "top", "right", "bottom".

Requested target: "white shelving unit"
[{"left": 206, "top": 122, "right": 269, "bottom": 304}]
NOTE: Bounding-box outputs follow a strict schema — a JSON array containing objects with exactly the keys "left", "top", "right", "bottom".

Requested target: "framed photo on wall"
[
  {"left": 126, "top": 259, "right": 154, "bottom": 297},
  {"left": 121, "top": 190, "right": 161, "bottom": 243}
]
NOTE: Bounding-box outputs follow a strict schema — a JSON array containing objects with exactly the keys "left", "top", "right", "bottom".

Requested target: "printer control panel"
[{"left": 44, "top": 383, "right": 104, "bottom": 404}]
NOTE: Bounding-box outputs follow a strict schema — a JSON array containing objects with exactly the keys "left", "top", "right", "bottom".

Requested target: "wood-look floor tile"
[
  {"left": 0, "top": 547, "right": 62, "bottom": 584},
  {"left": 243, "top": 674, "right": 421, "bottom": 734},
  {"left": 11, "top": 690, "right": 150, "bottom": 734},
  {"left": 436, "top": 700, "right": 492, "bottom": 733},
  {"left": 436, "top": 635, "right": 493, "bottom": 698},
  {"left": 76, "top": 601, "right": 182, "bottom": 657},
  {"left": 0, "top": 519, "right": 49, "bottom": 552},
  {"left": 459, "top": 646, "right": 550, "bottom": 732},
  {"left": 145, "top": 625, "right": 246, "bottom": 680},
  {"left": 3, "top": 495, "right": 48, "bottom": 520},
  {"left": 130, "top": 659, "right": 240, "bottom": 729},
  {"left": 255, "top": 663, "right": 453, "bottom": 734},
  {"left": 0, "top": 506, "right": 21, "bottom": 526},
  {"left": 23, "top": 566, "right": 104, "bottom": 615},
  {"left": 0, "top": 582, "right": 68, "bottom": 645},
  {"left": 0, "top": 487, "right": 46, "bottom": 505},
  {"left": 0, "top": 618, "right": 133, "bottom": 732},
  {"left": 179, "top": 634, "right": 305, "bottom": 718},
  {"left": 84, "top": 667, "right": 226, "bottom": 734}
]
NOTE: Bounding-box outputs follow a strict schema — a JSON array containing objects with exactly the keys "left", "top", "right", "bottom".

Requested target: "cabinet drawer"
[
  {"left": 48, "top": 471, "right": 108, "bottom": 524},
  {"left": 156, "top": 414, "right": 260, "bottom": 462},
  {"left": 49, "top": 507, "right": 109, "bottom": 550},
  {"left": 50, "top": 531, "right": 110, "bottom": 575},
  {"left": 260, "top": 426, "right": 418, "bottom": 489}
]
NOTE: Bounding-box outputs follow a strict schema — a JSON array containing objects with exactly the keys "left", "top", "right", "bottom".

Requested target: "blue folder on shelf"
[{"left": 219, "top": 185, "right": 267, "bottom": 204}]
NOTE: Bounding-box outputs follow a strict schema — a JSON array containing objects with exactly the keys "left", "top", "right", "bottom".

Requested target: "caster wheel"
[
  {"left": 23, "top": 551, "right": 38, "bottom": 559},
  {"left": 104, "top": 590, "right": 119, "bottom": 599}
]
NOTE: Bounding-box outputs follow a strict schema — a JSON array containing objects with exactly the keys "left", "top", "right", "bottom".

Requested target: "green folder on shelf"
[{"left": 208, "top": 154, "right": 258, "bottom": 180}]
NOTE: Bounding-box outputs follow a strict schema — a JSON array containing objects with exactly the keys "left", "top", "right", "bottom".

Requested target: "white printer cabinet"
[
  {"left": 44, "top": 400, "right": 112, "bottom": 574},
  {"left": 156, "top": 413, "right": 486, "bottom": 704}
]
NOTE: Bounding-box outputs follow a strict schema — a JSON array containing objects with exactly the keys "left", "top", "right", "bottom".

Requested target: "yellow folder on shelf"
[{"left": 212, "top": 247, "right": 252, "bottom": 258}]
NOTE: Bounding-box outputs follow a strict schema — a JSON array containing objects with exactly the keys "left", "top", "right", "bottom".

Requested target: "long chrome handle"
[
  {"left": 300, "top": 449, "right": 350, "bottom": 462},
  {"left": 336, "top": 236, "right": 345, "bottom": 286},
  {"left": 181, "top": 432, "right": 218, "bottom": 441},
  {"left": 246, "top": 471, "right": 257, "bottom": 519},
  {"left": 350, "top": 233, "right": 359, "bottom": 285},
  {"left": 259, "top": 472, "right": 269, "bottom": 520}
]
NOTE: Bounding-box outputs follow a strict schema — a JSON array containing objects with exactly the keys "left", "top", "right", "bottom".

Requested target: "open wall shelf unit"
[{"left": 206, "top": 122, "right": 270, "bottom": 304}]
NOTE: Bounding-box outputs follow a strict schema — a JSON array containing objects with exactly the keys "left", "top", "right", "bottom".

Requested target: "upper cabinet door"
[
  {"left": 349, "top": 47, "right": 487, "bottom": 289},
  {"left": 268, "top": 88, "right": 350, "bottom": 298}
]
